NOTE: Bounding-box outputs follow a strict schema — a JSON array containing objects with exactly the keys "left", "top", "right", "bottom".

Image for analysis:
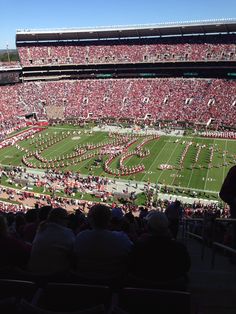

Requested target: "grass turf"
[{"left": 0, "top": 125, "right": 235, "bottom": 201}]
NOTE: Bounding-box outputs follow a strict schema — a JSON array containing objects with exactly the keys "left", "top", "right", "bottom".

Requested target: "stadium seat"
[
  {"left": 0, "top": 278, "right": 37, "bottom": 301},
  {"left": 18, "top": 299, "right": 106, "bottom": 314},
  {"left": 125, "top": 273, "right": 188, "bottom": 291},
  {"left": 66, "top": 271, "right": 126, "bottom": 291},
  {"left": 0, "top": 297, "right": 17, "bottom": 314},
  {"left": 116, "top": 287, "right": 191, "bottom": 314},
  {"left": 0, "top": 279, "right": 38, "bottom": 314},
  {"left": 0, "top": 267, "right": 70, "bottom": 288},
  {"left": 32, "top": 282, "right": 112, "bottom": 313}
]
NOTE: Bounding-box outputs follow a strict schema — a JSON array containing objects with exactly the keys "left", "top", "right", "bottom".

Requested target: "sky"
[{"left": 1, "top": 0, "right": 236, "bottom": 49}]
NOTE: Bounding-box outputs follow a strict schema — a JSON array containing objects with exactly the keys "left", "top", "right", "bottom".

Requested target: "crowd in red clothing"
[
  {"left": 17, "top": 34, "right": 236, "bottom": 67},
  {"left": 0, "top": 78, "right": 236, "bottom": 133},
  {"left": 0, "top": 196, "right": 232, "bottom": 279}
]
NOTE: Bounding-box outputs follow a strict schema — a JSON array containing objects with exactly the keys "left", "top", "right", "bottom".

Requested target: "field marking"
[
  {"left": 204, "top": 138, "right": 216, "bottom": 191},
  {"left": 75, "top": 133, "right": 105, "bottom": 171},
  {"left": 43, "top": 138, "right": 73, "bottom": 158},
  {"left": 222, "top": 139, "right": 228, "bottom": 185},
  {"left": 186, "top": 137, "right": 203, "bottom": 188},
  {"left": 1, "top": 129, "right": 236, "bottom": 195},
  {"left": 186, "top": 168, "right": 195, "bottom": 189},
  {"left": 153, "top": 137, "right": 181, "bottom": 183},
  {"left": 141, "top": 137, "right": 170, "bottom": 182},
  {"left": 184, "top": 136, "right": 236, "bottom": 142},
  {"left": 170, "top": 137, "right": 195, "bottom": 187}
]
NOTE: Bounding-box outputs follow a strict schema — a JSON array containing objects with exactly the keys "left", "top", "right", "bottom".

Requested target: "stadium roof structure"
[{"left": 16, "top": 19, "right": 236, "bottom": 44}]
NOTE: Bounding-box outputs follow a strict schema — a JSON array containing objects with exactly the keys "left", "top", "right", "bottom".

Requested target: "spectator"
[
  {"left": 8, "top": 212, "right": 26, "bottom": 240},
  {"left": 22, "top": 208, "right": 38, "bottom": 243},
  {"left": 74, "top": 204, "right": 133, "bottom": 285},
  {"left": 28, "top": 207, "right": 75, "bottom": 274},
  {"left": 219, "top": 165, "right": 236, "bottom": 262},
  {"left": 0, "top": 214, "right": 31, "bottom": 269},
  {"left": 129, "top": 211, "right": 191, "bottom": 282},
  {"left": 165, "top": 200, "right": 183, "bottom": 239}
]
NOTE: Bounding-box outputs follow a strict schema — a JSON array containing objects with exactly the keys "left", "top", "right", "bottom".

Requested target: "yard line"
[
  {"left": 221, "top": 139, "right": 228, "bottom": 184},
  {"left": 204, "top": 138, "right": 216, "bottom": 191},
  {"left": 43, "top": 137, "right": 73, "bottom": 158},
  {"left": 151, "top": 137, "right": 181, "bottom": 183},
  {"left": 186, "top": 166, "right": 195, "bottom": 189},
  {"left": 184, "top": 136, "right": 236, "bottom": 142},
  {"left": 186, "top": 137, "right": 203, "bottom": 188},
  {"left": 141, "top": 137, "right": 171, "bottom": 181},
  {"left": 170, "top": 136, "right": 194, "bottom": 187}
]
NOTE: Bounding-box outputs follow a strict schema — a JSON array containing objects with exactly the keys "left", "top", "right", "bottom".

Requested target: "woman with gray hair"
[{"left": 129, "top": 211, "right": 191, "bottom": 283}]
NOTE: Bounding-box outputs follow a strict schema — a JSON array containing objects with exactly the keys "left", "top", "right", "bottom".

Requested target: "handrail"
[{"left": 183, "top": 217, "right": 236, "bottom": 268}]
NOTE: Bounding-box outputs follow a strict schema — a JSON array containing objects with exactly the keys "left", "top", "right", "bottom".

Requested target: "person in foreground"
[
  {"left": 0, "top": 214, "right": 31, "bottom": 269},
  {"left": 74, "top": 204, "right": 133, "bottom": 285},
  {"left": 28, "top": 207, "right": 75, "bottom": 274},
  {"left": 165, "top": 200, "right": 183, "bottom": 239},
  {"left": 219, "top": 165, "right": 236, "bottom": 262},
  {"left": 129, "top": 211, "right": 191, "bottom": 282}
]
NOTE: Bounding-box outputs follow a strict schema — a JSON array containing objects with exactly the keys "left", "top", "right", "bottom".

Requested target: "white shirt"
[
  {"left": 74, "top": 229, "right": 133, "bottom": 280},
  {"left": 29, "top": 223, "right": 75, "bottom": 274}
]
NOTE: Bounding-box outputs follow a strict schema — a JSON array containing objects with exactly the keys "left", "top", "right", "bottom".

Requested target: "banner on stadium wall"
[{"left": 37, "top": 120, "right": 49, "bottom": 126}]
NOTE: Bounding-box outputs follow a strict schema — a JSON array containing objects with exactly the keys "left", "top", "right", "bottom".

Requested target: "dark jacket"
[
  {"left": 219, "top": 165, "right": 236, "bottom": 218},
  {"left": 130, "top": 233, "right": 191, "bottom": 281}
]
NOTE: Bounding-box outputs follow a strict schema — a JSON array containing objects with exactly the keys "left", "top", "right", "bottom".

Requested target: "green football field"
[{"left": 0, "top": 125, "right": 235, "bottom": 200}]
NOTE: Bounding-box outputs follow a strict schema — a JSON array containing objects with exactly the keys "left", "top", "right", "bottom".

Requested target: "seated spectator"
[
  {"left": 129, "top": 211, "right": 191, "bottom": 282},
  {"left": 22, "top": 208, "right": 39, "bottom": 243},
  {"left": 28, "top": 207, "right": 75, "bottom": 274},
  {"left": 165, "top": 200, "right": 183, "bottom": 239},
  {"left": 23, "top": 205, "right": 52, "bottom": 243},
  {"left": 8, "top": 212, "right": 26, "bottom": 240},
  {"left": 74, "top": 204, "right": 133, "bottom": 284},
  {"left": 219, "top": 165, "right": 236, "bottom": 262},
  {"left": 109, "top": 208, "right": 139, "bottom": 242},
  {"left": 0, "top": 214, "right": 31, "bottom": 269}
]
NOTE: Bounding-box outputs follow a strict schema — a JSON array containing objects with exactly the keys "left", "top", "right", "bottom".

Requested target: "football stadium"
[
  {"left": 0, "top": 18, "right": 236, "bottom": 314},
  {"left": 1, "top": 20, "right": 236, "bottom": 205}
]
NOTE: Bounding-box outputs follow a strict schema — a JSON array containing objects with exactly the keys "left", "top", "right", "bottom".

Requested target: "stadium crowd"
[
  {"left": 1, "top": 27, "right": 236, "bottom": 314},
  {"left": 0, "top": 196, "right": 233, "bottom": 287},
  {"left": 0, "top": 78, "right": 236, "bottom": 133},
  {"left": 17, "top": 34, "right": 236, "bottom": 66}
]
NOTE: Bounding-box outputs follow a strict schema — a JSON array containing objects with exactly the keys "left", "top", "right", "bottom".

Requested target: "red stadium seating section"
[
  {"left": 17, "top": 35, "right": 236, "bottom": 67},
  {"left": 0, "top": 78, "right": 235, "bottom": 133}
]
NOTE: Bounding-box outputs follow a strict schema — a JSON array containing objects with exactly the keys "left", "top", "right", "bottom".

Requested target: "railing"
[{"left": 183, "top": 216, "right": 236, "bottom": 268}]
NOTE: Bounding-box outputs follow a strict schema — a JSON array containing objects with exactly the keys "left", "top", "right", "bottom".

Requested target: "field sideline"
[{"left": 0, "top": 125, "right": 235, "bottom": 200}]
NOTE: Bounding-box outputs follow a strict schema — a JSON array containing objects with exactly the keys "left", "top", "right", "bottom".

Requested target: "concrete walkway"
[{"left": 180, "top": 233, "right": 236, "bottom": 314}]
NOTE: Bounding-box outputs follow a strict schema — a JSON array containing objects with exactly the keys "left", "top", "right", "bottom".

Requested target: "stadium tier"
[
  {"left": 0, "top": 78, "right": 236, "bottom": 128},
  {"left": 15, "top": 20, "right": 236, "bottom": 67},
  {"left": 16, "top": 34, "right": 236, "bottom": 66},
  {"left": 0, "top": 19, "right": 236, "bottom": 131}
]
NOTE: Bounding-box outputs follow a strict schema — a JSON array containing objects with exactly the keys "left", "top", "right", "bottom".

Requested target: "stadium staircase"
[{"left": 183, "top": 232, "right": 236, "bottom": 314}]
